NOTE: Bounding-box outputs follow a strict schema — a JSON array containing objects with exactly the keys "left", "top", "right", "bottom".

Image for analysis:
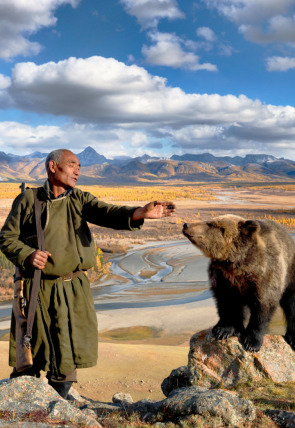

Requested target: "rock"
[
  {"left": 0, "top": 376, "right": 101, "bottom": 427},
  {"left": 161, "top": 365, "right": 191, "bottom": 397},
  {"left": 112, "top": 392, "right": 133, "bottom": 405},
  {"left": 188, "top": 329, "right": 295, "bottom": 388},
  {"left": 150, "top": 386, "right": 256, "bottom": 427},
  {"left": 129, "top": 398, "right": 161, "bottom": 415},
  {"left": 265, "top": 410, "right": 295, "bottom": 428}
]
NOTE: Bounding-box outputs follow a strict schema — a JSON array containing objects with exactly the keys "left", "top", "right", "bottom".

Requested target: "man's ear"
[{"left": 48, "top": 160, "right": 57, "bottom": 174}]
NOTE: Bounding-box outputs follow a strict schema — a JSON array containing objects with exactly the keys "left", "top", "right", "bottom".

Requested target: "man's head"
[{"left": 45, "top": 149, "right": 80, "bottom": 191}]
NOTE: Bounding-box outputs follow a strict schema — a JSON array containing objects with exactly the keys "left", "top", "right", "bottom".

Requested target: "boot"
[
  {"left": 10, "top": 366, "right": 41, "bottom": 379},
  {"left": 48, "top": 380, "right": 73, "bottom": 399}
]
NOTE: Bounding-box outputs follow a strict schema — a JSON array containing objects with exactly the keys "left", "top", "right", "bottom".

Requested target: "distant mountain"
[
  {"left": 23, "top": 151, "right": 48, "bottom": 159},
  {"left": 171, "top": 153, "right": 278, "bottom": 166},
  {"left": 77, "top": 146, "right": 108, "bottom": 166},
  {"left": 0, "top": 148, "right": 295, "bottom": 184}
]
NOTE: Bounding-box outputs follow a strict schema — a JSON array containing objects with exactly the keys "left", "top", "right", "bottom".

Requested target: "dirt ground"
[{"left": 0, "top": 341, "right": 188, "bottom": 402}]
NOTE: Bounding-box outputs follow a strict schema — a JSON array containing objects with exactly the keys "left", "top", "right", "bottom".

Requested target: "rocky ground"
[{"left": 0, "top": 330, "right": 294, "bottom": 427}]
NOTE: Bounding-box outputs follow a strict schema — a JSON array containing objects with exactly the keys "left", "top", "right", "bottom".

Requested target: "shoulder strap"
[{"left": 25, "top": 188, "right": 45, "bottom": 343}]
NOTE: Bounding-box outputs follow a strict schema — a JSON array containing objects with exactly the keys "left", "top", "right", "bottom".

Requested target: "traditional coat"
[{"left": 0, "top": 183, "right": 143, "bottom": 375}]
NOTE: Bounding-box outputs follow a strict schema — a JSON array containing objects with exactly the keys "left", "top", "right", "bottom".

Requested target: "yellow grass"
[
  {"left": 0, "top": 183, "right": 36, "bottom": 199},
  {"left": 0, "top": 183, "right": 217, "bottom": 201},
  {"left": 76, "top": 185, "right": 217, "bottom": 201}
]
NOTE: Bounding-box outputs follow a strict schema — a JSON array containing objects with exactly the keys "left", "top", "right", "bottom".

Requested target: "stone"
[
  {"left": 265, "top": 409, "right": 295, "bottom": 427},
  {"left": 188, "top": 329, "right": 295, "bottom": 388},
  {"left": 161, "top": 365, "right": 191, "bottom": 397},
  {"left": 0, "top": 377, "right": 101, "bottom": 427},
  {"left": 112, "top": 392, "right": 133, "bottom": 405},
  {"left": 153, "top": 386, "right": 256, "bottom": 427}
]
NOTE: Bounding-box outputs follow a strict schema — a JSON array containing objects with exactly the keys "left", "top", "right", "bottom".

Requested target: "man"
[{"left": 0, "top": 149, "right": 176, "bottom": 399}]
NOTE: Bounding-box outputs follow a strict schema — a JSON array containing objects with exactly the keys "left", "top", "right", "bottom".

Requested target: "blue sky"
[{"left": 1, "top": 0, "right": 295, "bottom": 159}]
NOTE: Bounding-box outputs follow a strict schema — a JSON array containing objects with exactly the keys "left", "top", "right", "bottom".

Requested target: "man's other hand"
[{"left": 29, "top": 250, "right": 52, "bottom": 270}]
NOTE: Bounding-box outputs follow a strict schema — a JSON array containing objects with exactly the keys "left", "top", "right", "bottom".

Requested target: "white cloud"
[
  {"left": 2, "top": 56, "right": 295, "bottom": 157},
  {"left": 0, "top": 74, "right": 10, "bottom": 90},
  {"left": 130, "top": 132, "right": 149, "bottom": 147},
  {"left": 142, "top": 32, "right": 218, "bottom": 71},
  {"left": 196, "top": 27, "right": 217, "bottom": 42},
  {"left": 202, "top": 0, "right": 295, "bottom": 45},
  {"left": 266, "top": 56, "right": 295, "bottom": 71},
  {"left": 0, "top": 0, "right": 79, "bottom": 60},
  {"left": 120, "top": 0, "right": 185, "bottom": 29},
  {"left": 203, "top": 0, "right": 293, "bottom": 25}
]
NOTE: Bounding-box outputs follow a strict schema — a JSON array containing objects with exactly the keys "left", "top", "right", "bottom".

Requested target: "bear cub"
[{"left": 183, "top": 214, "right": 295, "bottom": 352}]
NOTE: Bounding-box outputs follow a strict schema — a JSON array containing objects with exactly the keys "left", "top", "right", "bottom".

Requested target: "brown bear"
[{"left": 183, "top": 214, "right": 295, "bottom": 352}]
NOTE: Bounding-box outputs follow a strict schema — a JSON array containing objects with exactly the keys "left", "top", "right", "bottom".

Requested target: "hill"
[{"left": 1, "top": 147, "right": 295, "bottom": 184}]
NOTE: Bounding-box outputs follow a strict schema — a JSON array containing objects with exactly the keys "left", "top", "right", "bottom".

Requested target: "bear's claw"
[
  {"left": 240, "top": 334, "right": 263, "bottom": 353},
  {"left": 212, "top": 324, "right": 236, "bottom": 340}
]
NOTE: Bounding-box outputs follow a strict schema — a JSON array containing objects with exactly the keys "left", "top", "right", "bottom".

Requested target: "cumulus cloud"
[
  {"left": 2, "top": 56, "right": 295, "bottom": 158},
  {"left": 120, "top": 0, "right": 185, "bottom": 29},
  {"left": 266, "top": 56, "right": 295, "bottom": 71},
  {"left": 196, "top": 27, "right": 217, "bottom": 42},
  {"left": 0, "top": 74, "right": 10, "bottom": 90},
  {"left": 142, "top": 32, "right": 218, "bottom": 71},
  {"left": 202, "top": 0, "right": 295, "bottom": 45},
  {"left": 0, "top": 0, "right": 79, "bottom": 60},
  {"left": 0, "top": 121, "right": 153, "bottom": 158}
]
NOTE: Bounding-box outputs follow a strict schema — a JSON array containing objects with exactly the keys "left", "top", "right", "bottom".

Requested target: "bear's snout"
[{"left": 182, "top": 223, "right": 190, "bottom": 236}]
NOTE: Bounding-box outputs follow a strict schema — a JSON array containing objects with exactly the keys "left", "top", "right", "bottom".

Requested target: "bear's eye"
[{"left": 207, "top": 222, "right": 213, "bottom": 228}]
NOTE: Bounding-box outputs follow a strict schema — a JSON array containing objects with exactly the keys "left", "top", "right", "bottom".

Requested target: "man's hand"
[
  {"left": 29, "top": 250, "right": 52, "bottom": 270},
  {"left": 132, "top": 201, "right": 176, "bottom": 221}
]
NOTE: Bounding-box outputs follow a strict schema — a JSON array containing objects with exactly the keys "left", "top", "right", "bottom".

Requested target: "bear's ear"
[{"left": 239, "top": 220, "right": 260, "bottom": 238}]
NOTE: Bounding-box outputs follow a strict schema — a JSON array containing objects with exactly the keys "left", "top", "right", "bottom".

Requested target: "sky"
[{"left": 1, "top": 0, "right": 295, "bottom": 160}]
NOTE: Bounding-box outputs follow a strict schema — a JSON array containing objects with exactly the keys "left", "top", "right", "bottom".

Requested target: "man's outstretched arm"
[{"left": 132, "top": 201, "right": 176, "bottom": 221}]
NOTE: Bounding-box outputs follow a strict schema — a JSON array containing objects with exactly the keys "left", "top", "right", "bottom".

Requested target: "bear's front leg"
[
  {"left": 240, "top": 301, "right": 276, "bottom": 352},
  {"left": 211, "top": 279, "right": 245, "bottom": 340}
]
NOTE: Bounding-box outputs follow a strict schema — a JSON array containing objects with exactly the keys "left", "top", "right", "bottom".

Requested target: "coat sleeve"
[
  {"left": 81, "top": 191, "right": 144, "bottom": 230},
  {"left": 0, "top": 191, "right": 36, "bottom": 270}
]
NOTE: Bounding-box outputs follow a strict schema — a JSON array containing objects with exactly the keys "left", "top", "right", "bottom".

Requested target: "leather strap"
[{"left": 25, "top": 188, "right": 45, "bottom": 343}]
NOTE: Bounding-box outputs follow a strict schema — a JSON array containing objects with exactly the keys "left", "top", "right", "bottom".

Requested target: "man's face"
[{"left": 49, "top": 151, "right": 80, "bottom": 190}]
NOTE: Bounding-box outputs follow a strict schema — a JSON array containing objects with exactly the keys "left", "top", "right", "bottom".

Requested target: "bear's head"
[{"left": 183, "top": 214, "right": 260, "bottom": 261}]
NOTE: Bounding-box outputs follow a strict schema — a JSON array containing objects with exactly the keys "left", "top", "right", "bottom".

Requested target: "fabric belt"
[{"left": 38, "top": 271, "right": 83, "bottom": 282}]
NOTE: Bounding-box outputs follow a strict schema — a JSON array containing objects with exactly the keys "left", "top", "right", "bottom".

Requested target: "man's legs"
[{"left": 46, "top": 369, "right": 77, "bottom": 399}]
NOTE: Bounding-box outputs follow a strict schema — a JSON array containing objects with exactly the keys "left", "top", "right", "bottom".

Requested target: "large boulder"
[
  {"left": 0, "top": 377, "right": 101, "bottom": 427},
  {"left": 152, "top": 386, "right": 256, "bottom": 427},
  {"left": 188, "top": 329, "right": 295, "bottom": 388}
]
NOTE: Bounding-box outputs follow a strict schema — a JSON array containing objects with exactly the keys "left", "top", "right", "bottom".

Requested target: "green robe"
[{"left": 0, "top": 184, "right": 143, "bottom": 373}]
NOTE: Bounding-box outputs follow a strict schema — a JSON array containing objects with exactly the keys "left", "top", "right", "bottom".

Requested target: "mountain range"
[{"left": 1, "top": 146, "right": 295, "bottom": 184}]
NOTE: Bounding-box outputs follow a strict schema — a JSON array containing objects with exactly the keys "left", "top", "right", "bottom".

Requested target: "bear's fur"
[{"left": 183, "top": 214, "right": 295, "bottom": 352}]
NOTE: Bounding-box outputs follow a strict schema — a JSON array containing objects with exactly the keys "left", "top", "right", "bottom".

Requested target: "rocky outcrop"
[
  {"left": 141, "top": 386, "right": 256, "bottom": 426},
  {"left": 0, "top": 376, "right": 258, "bottom": 427},
  {"left": 0, "top": 376, "right": 101, "bottom": 426},
  {"left": 0, "top": 330, "right": 294, "bottom": 427},
  {"left": 162, "top": 329, "right": 295, "bottom": 396},
  {"left": 188, "top": 329, "right": 295, "bottom": 388}
]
